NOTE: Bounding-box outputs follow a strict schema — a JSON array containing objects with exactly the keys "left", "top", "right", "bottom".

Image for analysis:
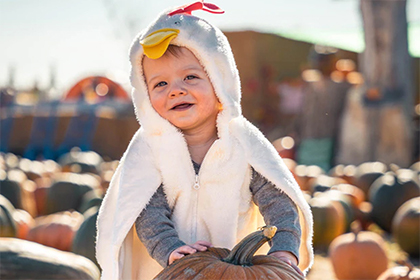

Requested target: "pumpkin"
[
  {"left": 0, "top": 237, "right": 100, "bottom": 280},
  {"left": 356, "top": 201, "right": 374, "bottom": 230},
  {"left": 329, "top": 164, "right": 357, "bottom": 185},
  {"left": 79, "top": 190, "right": 103, "bottom": 214},
  {"left": 309, "top": 175, "right": 347, "bottom": 194},
  {"left": 328, "top": 222, "right": 388, "bottom": 280},
  {"left": 45, "top": 173, "right": 99, "bottom": 214},
  {"left": 309, "top": 196, "right": 346, "bottom": 251},
  {"left": 331, "top": 183, "right": 365, "bottom": 207},
  {"left": 295, "top": 164, "right": 324, "bottom": 191},
  {"left": 369, "top": 170, "right": 420, "bottom": 232},
  {"left": 377, "top": 261, "right": 420, "bottom": 280},
  {"left": 71, "top": 207, "right": 99, "bottom": 268},
  {"left": 318, "top": 190, "right": 356, "bottom": 232},
  {"left": 154, "top": 226, "right": 304, "bottom": 280},
  {"left": 0, "top": 195, "right": 17, "bottom": 237},
  {"left": 33, "top": 176, "right": 51, "bottom": 216},
  {"left": 354, "top": 161, "right": 387, "bottom": 196},
  {"left": 12, "top": 208, "right": 34, "bottom": 239},
  {"left": 0, "top": 169, "right": 37, "bottom": 217},
  {"left": 392, "top": 197, "right": 420, "bottom": 257},
  {"left": 27, "top": 211, "right": 84, "bottom": 251},
  {"left": 58, "top": 148, "right": 103, "bottom": 175}
]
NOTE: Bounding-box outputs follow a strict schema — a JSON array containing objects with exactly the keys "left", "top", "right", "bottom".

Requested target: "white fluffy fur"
[{"left": 96, "top": 7, "right": 313, "bottom": 280}]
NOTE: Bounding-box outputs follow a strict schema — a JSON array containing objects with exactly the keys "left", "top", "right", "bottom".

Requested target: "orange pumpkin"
[
  {"left": 294, "top": 165, "right": 324, "bottom": 192},
  {"left": 154, "top": 226, "right": 303, "bottom": 280},
  {"left": 329, "top": 164, "right": 357, "bottom": 185},
  {"left": 377, "top": 261, "right": 420, "bottom": 280},
  {"left": 331, "top": 183, "right": 366, "bottom": 207},
  {"left": 309, "top": 196, "right": 346, "bottom": 251},
  {"left": 12, "top": 209, "right": 34, "bottom": 239},
  {"left": 26, "top": 211, "right": 83, "bottom": 251},
  {"left": 328, "top": 222, "right": 388, "bottom": 280}
]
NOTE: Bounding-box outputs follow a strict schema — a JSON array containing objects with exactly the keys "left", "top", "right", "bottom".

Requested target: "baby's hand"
[
  {"left": 269, "top": 251, "right": 303, "bottom": 276},
  {"left": 168, "top": 240, "right": 212, "bottom": 265}
]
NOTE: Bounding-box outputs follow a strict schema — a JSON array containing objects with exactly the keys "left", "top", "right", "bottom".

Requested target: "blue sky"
[{"left": 1, "top": 0, "right": 419, "bottom": 96}]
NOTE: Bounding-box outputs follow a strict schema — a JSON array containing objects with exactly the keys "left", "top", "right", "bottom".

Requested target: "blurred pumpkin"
[
  {"left": 18, "top": 158, "right": 43, "bottom": 181},
  {"left": 58, "top": 148, "right": 103, "bottom": 175},
  {"left": 328, "top": 222, "right": 388, "bottom": 280},
  {"left": 72, "top": 207, "right": 99, "bottom": 268},
  {"left": 392, "top": 197, "right": 420, "bottom": 257},
  {"left": 319, "top": 190, "right": 356, "bottom": 232},
  {"left": 154, "top": 226, "right": 303, "bottom": 280},
  {"left": 309, "top": 175, "right": 347, "bottom": 194},
  {"left": 0, "top": 238, "right": 100, "bottom": 280},
  {"left": 0, "top": 169, "right": 26, "bottom": 209},
  {"left": 33, "top": 177, "right": 51, "bottom": 216},
  {"left": 27, "top": 211, "right": 83, "bottom": 251},
  {"left": 45, "top": 173, "right": 100, "bottom": 214},
  {"left": 354, "top": 161, "right": 387, "bottom": 196},
  {"left": 369, "top": 170, "right": 420, "bottom": 232},
  {"left": 329, "top": 164, "right": 357, "bottom": 185},
  {"left": 356, "top": 201, "right": 374, "bottom": 230},
  {"left": 0, "top": 195, "right": 17, "bottom": 237},
  {"left": 331, "top": 183, "right": 365, "bottom": 207},
  {"left": 295, "top": 165, "right": 324, "bottom": 192},
  {"left": 309, "top": 196, "right": 346, "bottom": 251},
  {"left": 79, "top": 190, "right": 103, "bottom": 214},
  {"left": 12, "top": 208, "right": 34, "bottom": 239},
  {"left": 0, "top": 169, "right": 37, "bottom": 216},
  {"left": 377, "top": 261, "right": 420, "bottom": 280}
]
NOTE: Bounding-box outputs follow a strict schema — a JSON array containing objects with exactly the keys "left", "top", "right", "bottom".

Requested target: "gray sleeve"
[
  {"left": 250, "top": 168, "right": 301, "bottom": 263},
  {"left": 135, "top": 185, "right": 186, "bottom": 268}
]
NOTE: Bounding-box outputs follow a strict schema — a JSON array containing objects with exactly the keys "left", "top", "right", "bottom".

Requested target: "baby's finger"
[
  {"left": 191, "top": 241, "right": 212, "bottom": 251},
  {"left": 176, "top": 245, "right": 197, "bottom": 255}
]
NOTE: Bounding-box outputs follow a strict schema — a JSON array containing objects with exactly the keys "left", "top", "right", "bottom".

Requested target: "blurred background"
[{"left": 1, "top": 1, "right": 419, "bottom": 280}]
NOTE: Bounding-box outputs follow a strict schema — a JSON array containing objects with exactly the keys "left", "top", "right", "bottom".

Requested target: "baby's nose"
[{"left": 169, "top": 83, "right": 187, "bottom": 97}]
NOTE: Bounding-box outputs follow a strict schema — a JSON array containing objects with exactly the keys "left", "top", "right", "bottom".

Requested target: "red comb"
[{"left": 168, "top": 1, "right": 224, "bottom": 16}]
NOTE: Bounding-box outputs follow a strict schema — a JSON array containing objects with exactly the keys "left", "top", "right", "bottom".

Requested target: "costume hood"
[{"left": 96, "top": 2, "right": 313, "bottom": 279}]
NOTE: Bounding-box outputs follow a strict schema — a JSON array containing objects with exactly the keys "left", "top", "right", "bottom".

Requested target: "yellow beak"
[{"left": 140, "top": 28, "right": 180, "bottom": 59}]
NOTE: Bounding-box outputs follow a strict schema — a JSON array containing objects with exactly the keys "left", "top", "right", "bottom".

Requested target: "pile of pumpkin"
[
  {"left": 283, "top": 159, "right": 420, "bottom": 280},
  {"left": 1, "top": 147, "right": 419, "bottom": 280},
  {"left": 0, "top": 148, "right": 117, "bottom": 280}
]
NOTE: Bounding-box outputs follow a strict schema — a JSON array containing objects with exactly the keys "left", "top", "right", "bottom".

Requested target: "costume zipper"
[
  {"left": 192, "top": 174, "right": 200, "bottom": 241},
  {"left": 191, "top": 140, "right": 217, "bottom": 242}
]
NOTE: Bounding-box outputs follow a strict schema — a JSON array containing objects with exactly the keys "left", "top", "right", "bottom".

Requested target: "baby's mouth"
[{"left": 171, "top": 103, "right": 193, "bottom": 110}]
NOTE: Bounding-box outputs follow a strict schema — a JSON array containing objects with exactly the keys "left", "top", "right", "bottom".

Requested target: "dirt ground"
[{"left": 306, "top": 254, "right": 337, "bottom": 280}]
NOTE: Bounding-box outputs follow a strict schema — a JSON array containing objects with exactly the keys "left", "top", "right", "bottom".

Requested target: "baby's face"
[{"left": 143, "top": 47, "right": 220, "bottom": 133}]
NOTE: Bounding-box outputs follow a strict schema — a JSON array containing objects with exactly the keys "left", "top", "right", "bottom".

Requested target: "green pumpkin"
[
  {"left": 0, "top": 238, "right": 100, "bottom": 279},
  {"left": 71, "top": 207, "right": 99, "bottom": 268},
  {"left": 392, "top": 197, "right": 420, "bottom": 257},
  {"left": 369, "top": 170, "right": 420, "bottom": 232},
  {"left": 0, "top": 195, "right": 17, "bottom": 237}
]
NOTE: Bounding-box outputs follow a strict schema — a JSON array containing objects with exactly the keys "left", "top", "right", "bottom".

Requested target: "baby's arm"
[
  {"left": 135, "top": 185, "right": 186, "bottom": 267},
  {"left": 250, "top": 168, "right": 302, "bottom": 274}
]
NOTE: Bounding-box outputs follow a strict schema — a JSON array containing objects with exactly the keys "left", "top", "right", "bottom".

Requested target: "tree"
[{"left": 337, "top": 0, "right": 414, "bottom": 167}]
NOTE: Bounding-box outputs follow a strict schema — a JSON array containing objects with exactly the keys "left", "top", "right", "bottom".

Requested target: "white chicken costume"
[{"left": 96, "top": 2, "right": 314, "bottom": 279}]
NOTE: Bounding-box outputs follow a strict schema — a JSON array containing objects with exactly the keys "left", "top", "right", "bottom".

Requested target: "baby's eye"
[
  {"left": 154, "top": 81, "right": 167, "bottom": 88},
  {"left": 185, "top": 75, "right": 198, "bottom": 81}
]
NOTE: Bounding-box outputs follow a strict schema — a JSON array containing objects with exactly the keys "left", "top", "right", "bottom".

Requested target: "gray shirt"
[{"left": 135, "top": 162, "right": 301, "bottom": 267}]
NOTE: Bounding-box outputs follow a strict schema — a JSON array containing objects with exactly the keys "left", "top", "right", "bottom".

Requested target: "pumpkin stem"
[
  {"left": 396, "top": 258, "right": 414, "bottom": 276},
  {"left": 222, "top": 226, "right": 277, "bottom": 266},
  {"left": 350, "top": 220, "right": 361, "bottom": 240}
]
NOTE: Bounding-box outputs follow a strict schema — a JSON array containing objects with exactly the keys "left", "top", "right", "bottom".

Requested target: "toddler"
[{"left": 96, "top": 2, "right": 313, "bottom": 280}]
